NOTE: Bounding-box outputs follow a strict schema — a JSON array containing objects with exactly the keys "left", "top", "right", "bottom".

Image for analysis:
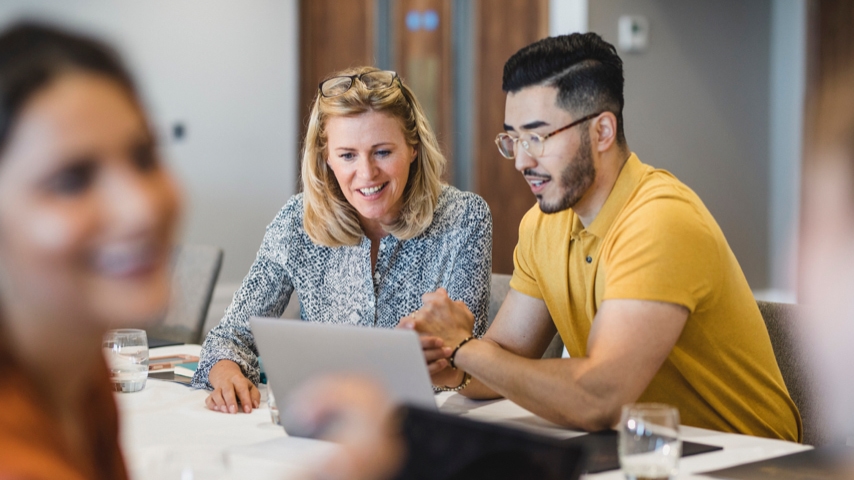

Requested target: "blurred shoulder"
[{"left": 0, "top": 366, "right": 110, "bottom": 480}]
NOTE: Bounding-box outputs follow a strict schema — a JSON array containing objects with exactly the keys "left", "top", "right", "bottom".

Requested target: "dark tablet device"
[
  {"left": 392, "top": 406, "right": 587, "bottom": 480},
  {"left": 561, "top": 430, "right": 723, "bottom": 473},
  {"left": 147, "top": 337, "right": 183, "bottom": 348}
]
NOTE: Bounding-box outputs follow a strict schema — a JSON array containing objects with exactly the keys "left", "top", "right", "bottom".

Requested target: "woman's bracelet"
[
  {"left": 449, "top": 336, "right": 475, "bottom": 370},
  {"left": 434, "top": 371, "right": 471, "bottom": 392}
]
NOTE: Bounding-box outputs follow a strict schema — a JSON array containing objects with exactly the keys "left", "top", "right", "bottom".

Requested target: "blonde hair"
[{"left": 301, "top": 66, "right": 446, "bottom": 246}]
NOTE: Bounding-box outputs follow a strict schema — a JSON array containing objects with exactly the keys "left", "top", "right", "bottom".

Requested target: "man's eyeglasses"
[
  {"left": 319, "top": 70, "right": 401, "bottom": 98},
  {"left": 494, "top": 112, "right": 603, "bottom": 159}
]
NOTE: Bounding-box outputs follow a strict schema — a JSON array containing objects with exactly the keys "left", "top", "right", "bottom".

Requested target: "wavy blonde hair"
[{"left": 301, "top": 66, "right": 446, "bottom": 246}]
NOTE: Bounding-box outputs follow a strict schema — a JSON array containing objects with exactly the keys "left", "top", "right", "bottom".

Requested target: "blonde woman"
[{"left": 195, "top": 67, "right": 492, "bottom": 414}]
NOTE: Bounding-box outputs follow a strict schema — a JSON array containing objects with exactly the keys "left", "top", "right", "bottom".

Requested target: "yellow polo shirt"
[{"left": 510, "top": 153, "right": 802, "bottom": 442}]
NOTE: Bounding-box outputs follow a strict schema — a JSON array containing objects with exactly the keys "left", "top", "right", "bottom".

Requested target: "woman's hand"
[{"left": 205, "top": 359, "right": 260, "bottom": 414}]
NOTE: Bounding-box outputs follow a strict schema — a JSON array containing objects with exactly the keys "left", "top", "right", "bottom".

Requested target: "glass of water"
[
  {"left": 618, "top": 403, "right": 681, "bottom": 480},
  {"left": 266, "top": 381, "right": 281, "bottom": 426},
  {"left": 103, "top": 329, "right": 149, "bottom": 392}
]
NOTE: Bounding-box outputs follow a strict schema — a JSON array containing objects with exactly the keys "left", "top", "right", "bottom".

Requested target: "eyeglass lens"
[
  {"left": 496, "top": 134, "right": 542, "bottom": 159},
  {"left": 360, "top": 71, "right": 395, "bottom": 89},
  {"left": 320, "top": 77, "right": 355, "bottom": 97},
  {"left": 320, "top": 71, "right": 396, "bottom": 97},
  {"left": 497, "top": 135, "right": 515, "bottom": 158}
]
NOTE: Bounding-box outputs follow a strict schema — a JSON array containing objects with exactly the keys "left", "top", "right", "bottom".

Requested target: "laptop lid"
[{"left": 250, "top": 317, "right": 438, "bottom": 418}]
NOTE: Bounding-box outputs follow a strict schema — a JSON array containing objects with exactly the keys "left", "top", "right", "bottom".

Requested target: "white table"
[{"left": 117, "top": 345, "right": 811, "bottom": 479}]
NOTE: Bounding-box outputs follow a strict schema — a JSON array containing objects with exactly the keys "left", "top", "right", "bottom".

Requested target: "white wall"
[
  {"left": 589, "top": 0, "right": 773, "bottom": 289},
  {"left": 550, "top": 0, "right": 588, "bottom": 35},
  {"left": 0, "top": 0, "right": 300, "bottom": 284}
]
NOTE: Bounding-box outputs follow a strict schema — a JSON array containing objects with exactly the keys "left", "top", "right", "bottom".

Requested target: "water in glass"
[
  {"left": 618, "top": 403, "right": 681, "bottom": 480},
  {"left": 103, "top": 329, "right": 149, "bottom": 392},
  {"left": 266, "top": 381, "right": 281, "bottom": 426}
]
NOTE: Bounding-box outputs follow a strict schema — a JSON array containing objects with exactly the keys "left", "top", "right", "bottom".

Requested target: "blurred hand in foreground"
[{"left": 283, "top": 375, "right": 404, "bottom": 480}]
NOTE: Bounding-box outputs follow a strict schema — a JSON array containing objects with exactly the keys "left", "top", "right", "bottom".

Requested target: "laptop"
[
  {"left": 251, "top": 317, "right": 589, "bottom": 477},
  {"left": 250, "top": 317, "right": 438, "bottom": 418}
]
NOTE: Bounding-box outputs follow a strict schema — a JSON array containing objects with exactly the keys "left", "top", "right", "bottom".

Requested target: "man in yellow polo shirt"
[{"left": 402, "top": 32, "right": 801, "bottom": 442}]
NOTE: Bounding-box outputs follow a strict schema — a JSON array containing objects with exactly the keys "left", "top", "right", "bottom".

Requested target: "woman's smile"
[{"left": 357, "top": 182, "right": 388, "bottom": 197}]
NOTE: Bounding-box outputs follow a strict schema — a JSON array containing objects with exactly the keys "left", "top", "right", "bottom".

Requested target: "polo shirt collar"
[{"left": 582, "top": 152, "right": 644, "bottom": 238}]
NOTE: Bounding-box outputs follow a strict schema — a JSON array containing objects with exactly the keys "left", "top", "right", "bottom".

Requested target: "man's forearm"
[
  {"left": 455, "top": 339, "right": 619, "bottom": 431},
  {"left": 454, "top": 339, "right": 507, "bottom": 400}
]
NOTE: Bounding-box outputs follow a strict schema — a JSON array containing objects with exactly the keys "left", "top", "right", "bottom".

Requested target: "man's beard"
[{"left": 537, "top": 130, "right": 596, "bottom": 214}]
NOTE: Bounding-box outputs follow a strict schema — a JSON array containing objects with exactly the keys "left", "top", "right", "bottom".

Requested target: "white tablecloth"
[{"left": 117, "top": 345, "right": 811, "bottom": 479}]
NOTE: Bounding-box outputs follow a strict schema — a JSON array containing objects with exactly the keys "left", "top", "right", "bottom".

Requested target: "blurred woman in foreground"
[{"left": 0, "top": 23, "right": 181, "bottom": 478}]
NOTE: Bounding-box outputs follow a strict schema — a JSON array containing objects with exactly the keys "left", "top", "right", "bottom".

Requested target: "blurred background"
[{"left": 0, "top": 0, "right": 845, "bottom": 327}]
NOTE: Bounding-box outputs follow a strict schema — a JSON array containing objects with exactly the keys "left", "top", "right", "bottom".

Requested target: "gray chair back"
[
  {"left": 756, "top": 300, "right": 826, "bottom": 446},
  {"left": 282, "top": 293, "right": 301, "bottom": 319},
  {"left": 488, "top": 272, "right": 564, "bottom": 359},
  {"left": 203, "top": 291, "right": 301, "bottom": 341},
  {"left": 147, "top": 244, "right": 223, "bottom": 345},
  {"left": 488, "top": 273, "right": 512, "bottom": 327}
]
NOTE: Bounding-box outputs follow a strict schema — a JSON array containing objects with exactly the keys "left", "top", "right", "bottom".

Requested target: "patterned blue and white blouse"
[{"left": 193, "top": 185, "right": 492, "bottom": 388}]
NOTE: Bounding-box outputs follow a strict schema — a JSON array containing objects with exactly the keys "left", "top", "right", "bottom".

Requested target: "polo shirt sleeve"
[
  {"left": 509, "top": 207, "right": 544, "bottom": 299},
  {"left": 600, "top": 193, "right": 720, "bottom": 313}
]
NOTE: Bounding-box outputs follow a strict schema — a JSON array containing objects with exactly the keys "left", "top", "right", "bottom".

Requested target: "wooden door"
[
  {"left": 298, "top": 0, "right": 375, "bottom": 172},
  {"left": 393, "top": 0, "right": 454, "bottom": 180},
  {"left": 474, "top": 0, "right": 549, "bottom": 274}
]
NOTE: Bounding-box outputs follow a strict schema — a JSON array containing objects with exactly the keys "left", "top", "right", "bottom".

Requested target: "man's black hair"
[{"left": 502, "top": 33, "right": 626, "bottom": 145}]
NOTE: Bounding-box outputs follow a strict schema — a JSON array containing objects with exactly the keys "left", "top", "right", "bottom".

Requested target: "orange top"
[{"left": 0, "top": 349, "right": 128, "bottom": 480}]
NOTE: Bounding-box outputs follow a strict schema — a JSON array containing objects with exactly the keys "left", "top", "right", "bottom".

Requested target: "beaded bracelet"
[
  {"left": 449, "top": 336, "right": 475, "bottom": 370},
  {"left": 434, "top": 371, "right": 471, "bottom": 392}
]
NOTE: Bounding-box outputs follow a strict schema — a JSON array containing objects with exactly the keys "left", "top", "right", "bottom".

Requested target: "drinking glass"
[
  {"left": 618, "top": 403, "right": 681, "bottom": 480},
  {"left": 267, "top": 381, "right": 281, "bottom": 426},
  {"left": 103, "top": 329, "right": 149, "bottom": 392}
]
